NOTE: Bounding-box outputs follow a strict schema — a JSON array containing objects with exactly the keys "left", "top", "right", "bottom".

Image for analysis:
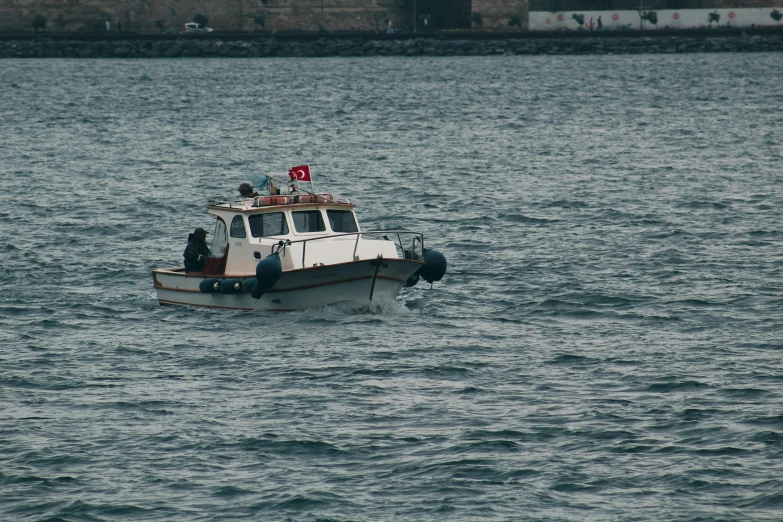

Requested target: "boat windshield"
[
  {"left": 248, "top": 212, "right": 289, "bottom": 237},
  {"left": 326, "top": 210, "right": 358, "bottom": 233},
  {"left": 209, "top": 218, "right": 228, "bottom": 259},
  {"left": 292, "top": 210, "right": 326, "bottom": 233}
]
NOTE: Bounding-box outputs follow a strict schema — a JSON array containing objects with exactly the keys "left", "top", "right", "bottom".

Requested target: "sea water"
[{"left": 1, "top": 54, "right": 782, "bottom": 521}]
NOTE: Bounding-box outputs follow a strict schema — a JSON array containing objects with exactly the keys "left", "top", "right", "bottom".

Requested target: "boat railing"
[{"left": 274, "top": 230, "right": 424, "bottom": 269}]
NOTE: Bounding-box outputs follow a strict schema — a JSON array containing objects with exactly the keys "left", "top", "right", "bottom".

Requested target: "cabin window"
[
  {"left": 248, "top": 212, "right": 289, "bottom": 237},
  {"left": 326, "top": 210, "right": 358, "bottom": 233},
  {"left": 292, "top": 210, "right": 326, "bottom": 233},
  {"left": 230, "top": 216, "right": 246, "bottom": 238}
]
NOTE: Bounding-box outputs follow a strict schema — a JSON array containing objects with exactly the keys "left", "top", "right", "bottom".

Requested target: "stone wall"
[
  {"left": 2, "top": 32, "right": 781, "bottom": 58},
  {"left": 471, "top": 0, "right": 528, "bottom": 30},
  {"left": 1, "top": 0, "right": 775, "bottom": 33},
  {"left": 0, "top": 0, "right": 403, "bottom": 33},
  {"left": 238, "top": 0, "right": 400, "bottom": 33}
]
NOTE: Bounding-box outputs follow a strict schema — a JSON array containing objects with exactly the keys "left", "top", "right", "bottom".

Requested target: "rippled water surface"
[{"left": 1, "top": 54, "right": 782, "bottom": 521}]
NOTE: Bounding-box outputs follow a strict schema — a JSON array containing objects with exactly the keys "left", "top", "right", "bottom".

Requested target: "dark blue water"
[{"left": 1, "top": 54, "right": 782, "bottom": 521}]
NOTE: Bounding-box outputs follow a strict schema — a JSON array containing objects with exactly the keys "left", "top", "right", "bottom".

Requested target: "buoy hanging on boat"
[
  {"left": 219, "top": 278, "right": 244, "bottom": 294},
  {"left": 199, "top": 278, "right": 221, "bottom": 293},
  {"left": 418, "top": 248, "right": 447, "bottom": 284},
  {"left": 252, "top": 253, "right": 282, "bottom": 299},
  {"left": 242, "top": 278, "right": 257, "bottom": 293}
]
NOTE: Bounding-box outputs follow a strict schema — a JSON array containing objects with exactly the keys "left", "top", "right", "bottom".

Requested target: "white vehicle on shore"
[{"left": 184, "top": 23, "right": 213, "bottom": 32}]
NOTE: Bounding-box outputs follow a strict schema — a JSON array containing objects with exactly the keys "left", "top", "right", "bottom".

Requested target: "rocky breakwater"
[{"left": 1, "top": 34, "right": 782, "bottom": 58}]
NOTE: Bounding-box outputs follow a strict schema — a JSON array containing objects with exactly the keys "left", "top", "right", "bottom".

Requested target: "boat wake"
[{"left": 298, "top": 297, "right": 413, "bottom": 317}]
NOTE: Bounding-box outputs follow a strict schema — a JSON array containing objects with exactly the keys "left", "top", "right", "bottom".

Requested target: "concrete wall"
[{"left": 529, "top": 8, "right": 783, "bottom": 31}]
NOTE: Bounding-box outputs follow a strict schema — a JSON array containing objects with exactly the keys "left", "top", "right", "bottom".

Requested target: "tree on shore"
[
  {"left": 640, "top": 10, "right": 658, "bottom": 28},
  {"left": 193, "top": 13, "right": 209, "bottom": 28},
  {"left": 32, "top": 14, "right": 47, "bottom": 32},
  {"left": 771, "top": 9, "right": 782, "bottom": 25}
]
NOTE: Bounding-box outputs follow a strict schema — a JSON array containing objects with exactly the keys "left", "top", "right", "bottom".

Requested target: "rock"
[{"left": 0, "top": 34, "right": 778, "bottom": 59}]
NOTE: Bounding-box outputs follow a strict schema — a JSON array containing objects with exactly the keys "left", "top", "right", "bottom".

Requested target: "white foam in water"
[{"left": 295, "top": 296, "right": 414, "bottom": 318}]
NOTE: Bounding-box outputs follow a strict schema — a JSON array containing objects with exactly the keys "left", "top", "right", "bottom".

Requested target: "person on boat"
[
  {"left": 184, "top": 227, "right": 210, "bottom": 272},
  {"left": 238, "top": 183, "right": 259, "bottom": 198}
]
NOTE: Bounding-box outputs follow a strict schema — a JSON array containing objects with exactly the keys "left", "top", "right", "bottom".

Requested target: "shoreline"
[{"left": 2, "top": 30, "right": 782, "bottom": 58}]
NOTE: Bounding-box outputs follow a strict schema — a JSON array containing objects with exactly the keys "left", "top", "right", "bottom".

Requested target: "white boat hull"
[{"left": 152, "top": 258, "right": 422, "bottom": 311}]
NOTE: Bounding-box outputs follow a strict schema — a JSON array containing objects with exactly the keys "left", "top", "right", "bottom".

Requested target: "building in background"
[{"left": 4, "top": 0, "right": 777, "bottom": 33}]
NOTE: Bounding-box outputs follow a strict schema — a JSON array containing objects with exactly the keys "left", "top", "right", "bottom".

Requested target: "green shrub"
[
  {"left": 641, "top": 11, "right": 658, "bottom": 26},
  {"left": 471, "top": 12, "right": 483, "bottom": 27},
  {"left": 32, "top": 14, "right": 47, "bottom": 31},
  {"left": 193, "top": 13, "right": 209, "bottom": 27}
]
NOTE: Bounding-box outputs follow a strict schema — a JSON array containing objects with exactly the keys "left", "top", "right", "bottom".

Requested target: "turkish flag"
[{"left": 288, "top": 165, "right": 311, "bottom": 182}]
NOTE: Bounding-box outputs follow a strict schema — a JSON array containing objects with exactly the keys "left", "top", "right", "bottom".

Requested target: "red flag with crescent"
[{"left": 289, "top": 165, "right": 311, "bottom": 182}]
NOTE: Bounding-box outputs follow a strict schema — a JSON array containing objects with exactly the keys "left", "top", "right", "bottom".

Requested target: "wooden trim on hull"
[
  {"left": 151, "top": 258, "right": 423, "bottom": 279},
  {"left": 158, "top": 299, "right": 256, "bottom": 311},
  {"left": 152, "top": 269, "right": 247, "bottom": 279},
  {"left": 268, "top": 273, "right": 404, "bottom": 293},
  {"left": 155, "top": 273, "right": 404, "bottom": 295},
  {"left": 156, "top": 287, "right": 203, "bottom": 294},
  {"left": 153, "top": 257, "right": 419, "bottom": 311}
]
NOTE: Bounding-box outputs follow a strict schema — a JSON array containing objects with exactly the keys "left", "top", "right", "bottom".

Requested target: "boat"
[{"left": 151, "top": 165, "right": 446, "bottom": 311}]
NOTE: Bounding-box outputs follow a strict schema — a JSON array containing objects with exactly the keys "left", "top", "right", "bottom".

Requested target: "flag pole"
[{"left": 308, "top": 164, "right": 316, "bottom": 194}]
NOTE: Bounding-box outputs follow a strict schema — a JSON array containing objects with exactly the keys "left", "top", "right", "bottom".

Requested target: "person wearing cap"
[
  {"left": 183, "top": 227, "right": 210, "bottom": 272},
  {"left": 238, "top": 183, "right": 259, "bottom": 198}
]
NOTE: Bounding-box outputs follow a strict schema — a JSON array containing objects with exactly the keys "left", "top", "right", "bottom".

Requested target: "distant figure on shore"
[
  {"left": 588, "top": 16, "right": 594, "bottom": 31},
  {"left": 387, "top": 19, "right": 393, "bottom": 33},
  {"left": 117, "top": 21, "right": 122, "bottom": 32},
  {"left": 597, "top": 16, "right": 602, "bottom": 30},
  {"left": 105, "top": 20, "right": 111, "bottom": 32}
]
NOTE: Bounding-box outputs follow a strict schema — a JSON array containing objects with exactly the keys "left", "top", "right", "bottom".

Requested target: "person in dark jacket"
[
  {"left": 238, "top": 183, "right": 259, "bottom": 198},
  {"left": 184, "top": 227, "right": 210, "bottom": 272}
]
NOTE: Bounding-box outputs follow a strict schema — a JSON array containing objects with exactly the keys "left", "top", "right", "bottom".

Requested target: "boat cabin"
[{"left": 201, "top": 195, "right": 400, "bottom": 276}]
